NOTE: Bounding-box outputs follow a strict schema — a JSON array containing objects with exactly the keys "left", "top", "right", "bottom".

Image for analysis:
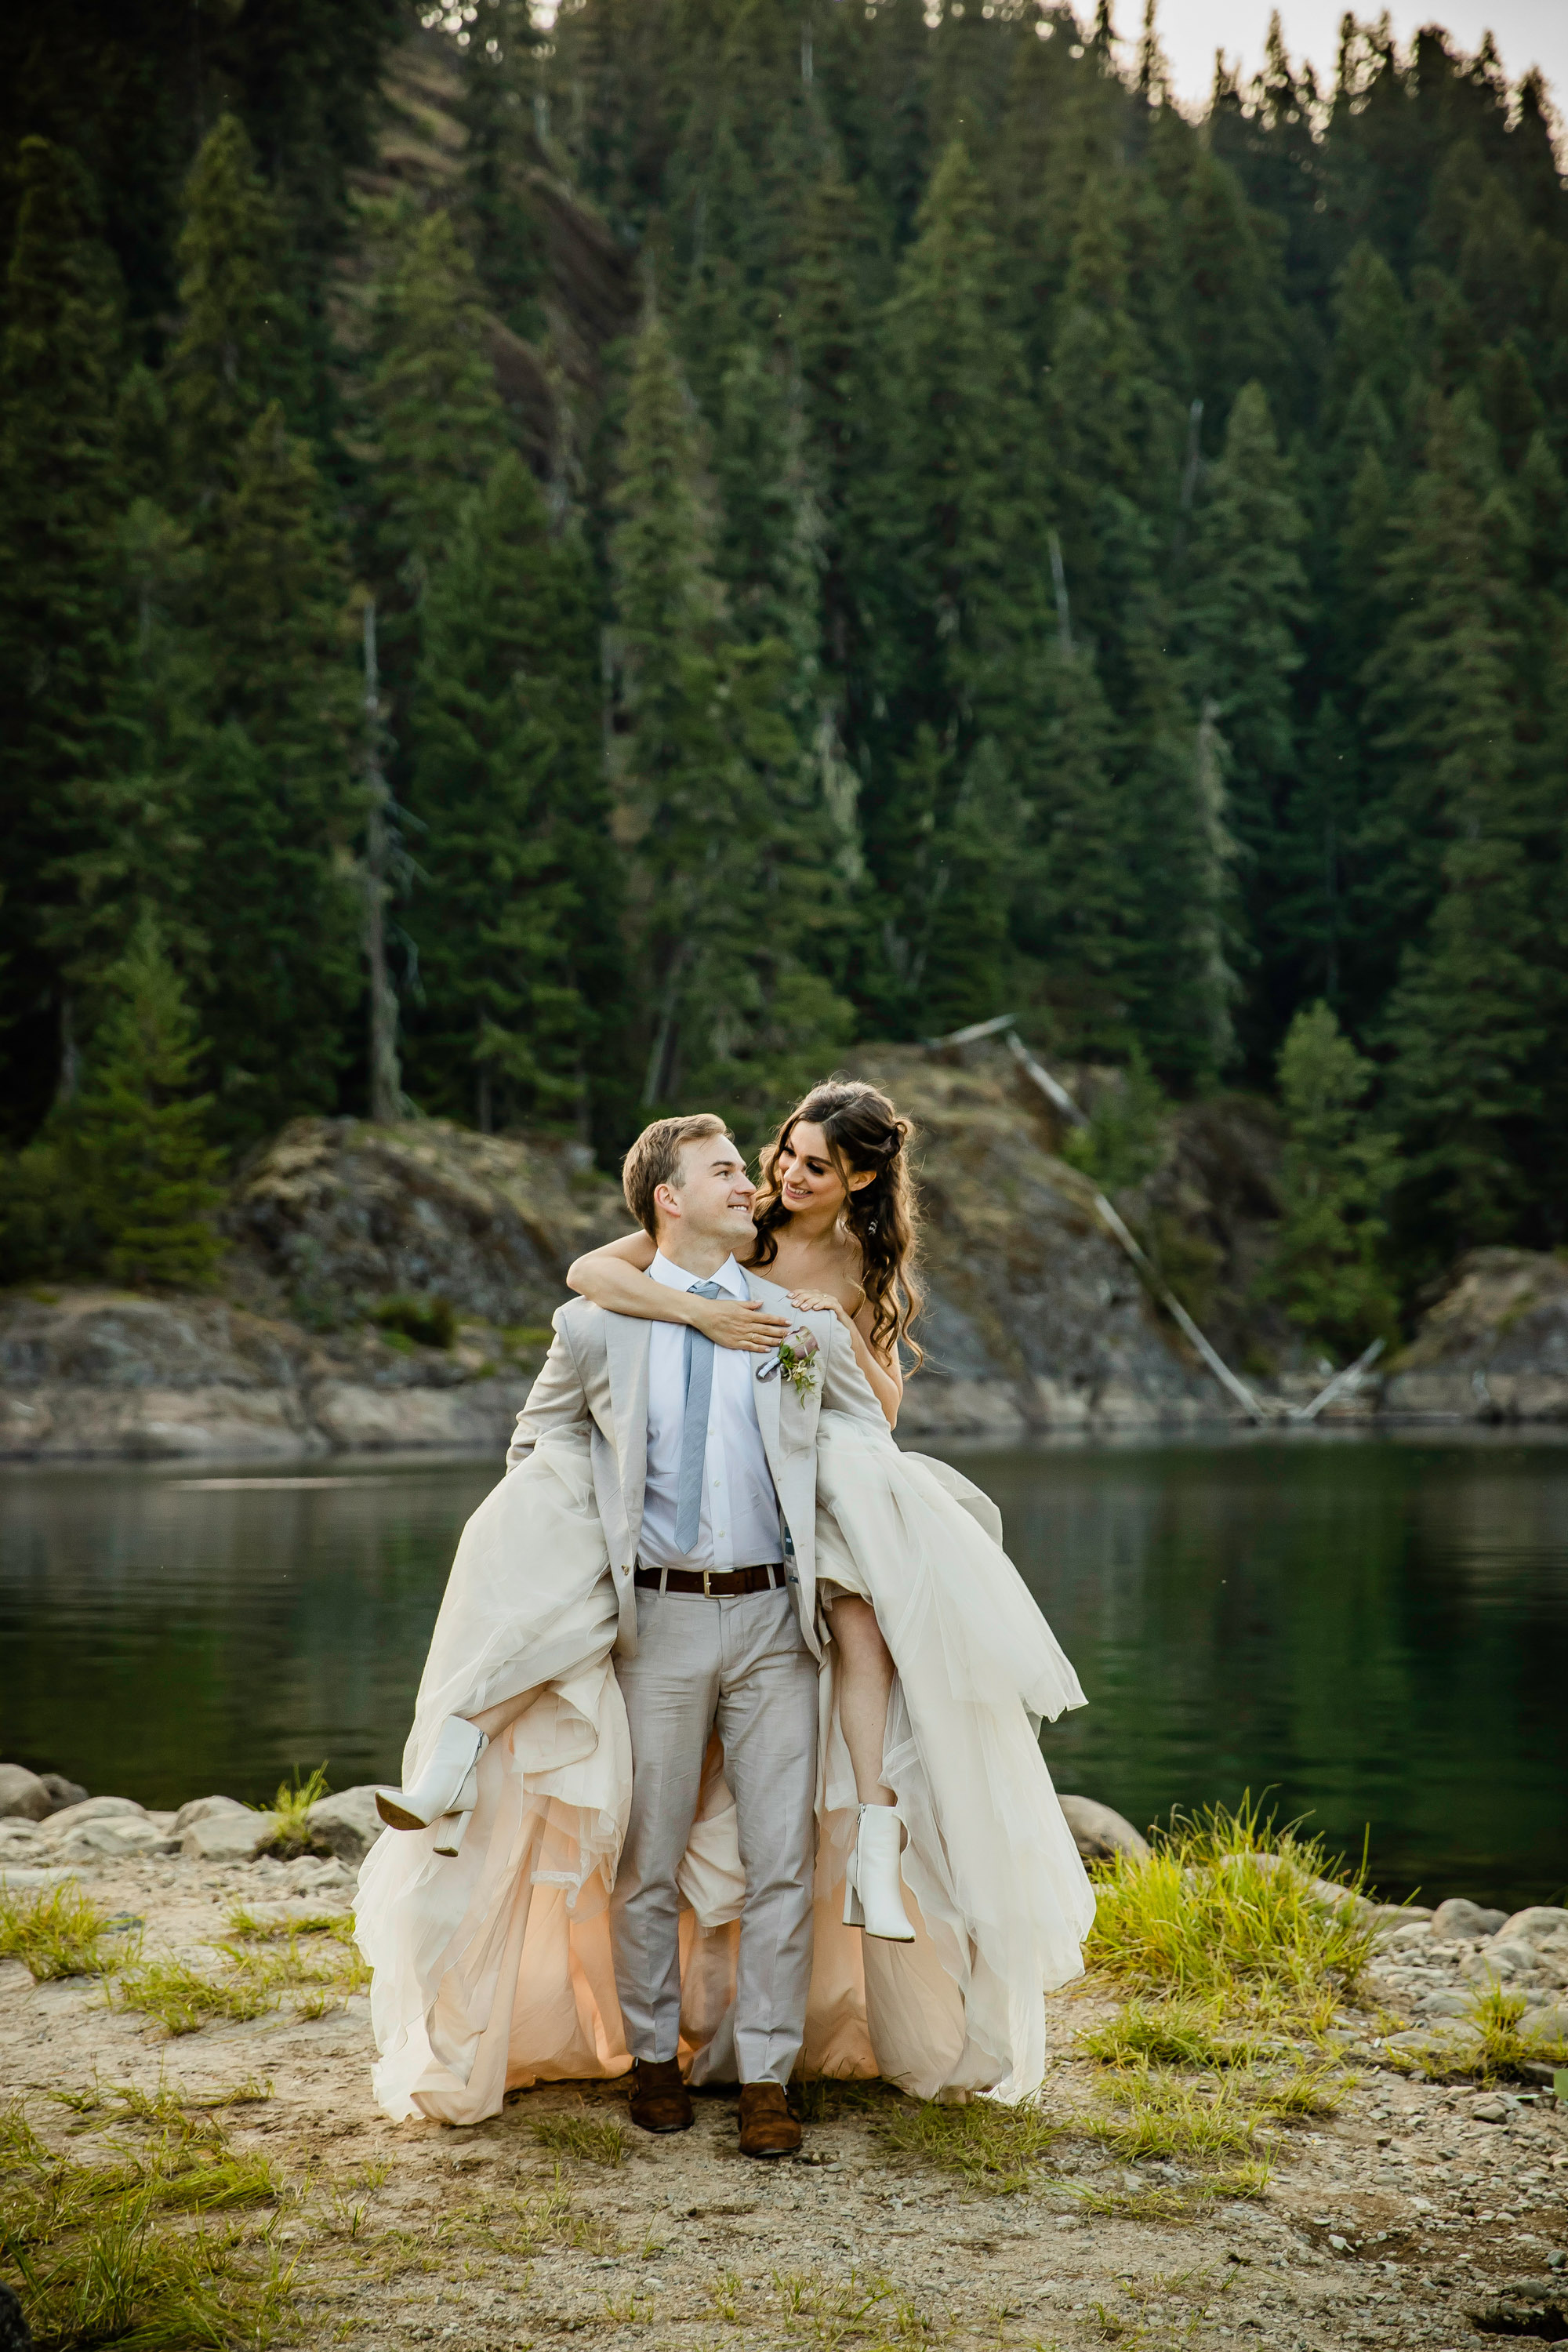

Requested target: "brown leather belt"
[{"left": 633, "top": 1563, "right": 786, "bottom": 1598}]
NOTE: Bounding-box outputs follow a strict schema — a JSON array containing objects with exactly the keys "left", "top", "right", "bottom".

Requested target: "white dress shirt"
[{"left": 637, "top": 1253, "right": 783, "bottom": 1573}]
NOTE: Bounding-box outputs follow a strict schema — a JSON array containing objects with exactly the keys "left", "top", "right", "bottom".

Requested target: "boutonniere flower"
[{"left": 757, "top": 1324, "right": 822, "bottom": 1402}]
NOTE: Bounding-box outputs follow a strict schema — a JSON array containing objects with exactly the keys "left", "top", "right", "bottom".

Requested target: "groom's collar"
[{"left": 649, "top": 1250, "right": 747, "bottom": 1299}]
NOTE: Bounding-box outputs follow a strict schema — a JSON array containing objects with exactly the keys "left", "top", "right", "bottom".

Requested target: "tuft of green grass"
[
  {"left": 0, "top": 1885, "right": 139, "bottom": 1984},
  {"left": 1086, "top": 2066, "right": 1262, "bottom": 2164},
  {"left": 768, "top": 2267, "right": 938, "bottom": 2349},
  {"left": 1084, "top": 1798, "right": 1378, "bottom": 2019},
  {"left": 528, "top": 2112, "right": 626, "bottom": 2168},
  {"left": 263, "top": 1765, "right": 330, "bottom": 1853},
  {"left": 1396, "top": 1981, "right": 1568, "bottom": 2085},
  {"left": 1, "top": 2095, "right": 290, "bottom": 2350},
  {"left": 880, "top": 2094, "right": 1057, "bottom": 2194},
  {"left": 112, "top": 1918, "right": 368, "bottom": 2036},
  {"left": 226, "top": 1906, "right": 354, "bottom": 1944},
  {"left": 109, "top": 1955, "right": 278, "bottom": 2037},
  {"left": 1079, "top": 2000, "right": 1267, "bottom": 2073}
]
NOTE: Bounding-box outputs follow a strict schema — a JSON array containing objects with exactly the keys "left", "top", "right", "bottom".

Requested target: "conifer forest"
[{"left": 2, "top": 0, "right": 1566, "bottom": 1332}]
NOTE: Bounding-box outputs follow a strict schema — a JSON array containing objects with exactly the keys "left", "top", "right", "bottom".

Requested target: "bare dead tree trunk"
[{"left": 363, "top": 599, "right": 402, "bottom": 1125}]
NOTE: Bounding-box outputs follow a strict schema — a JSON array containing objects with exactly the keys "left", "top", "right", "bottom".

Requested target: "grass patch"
[
  {"left": 771, "top": 2268, "right": 938, "bottom": 2348},
  {"left": 227, "top": 1907, "right": 354, "bottom": 1944},
  {"left": 1085, "top": 1798, "right": 1378, "bottom": 2020},
  {"left": 528, "top": 2113, "right": 627, "bottom": 2168},
  {"left": 113, "top": 1919, "right": 368, "bottom": 2036},
  {"left": 263, "top": 1764, "right": 329, "bottom": 1853},
  {"left": 1, "top": 2096, "right": 290, "bottom": 2350},
  {"left": 1087, "top": 2067, "right": 1264, "bottom": 2165},
  {"left": 110, "top": 1955, "right": 278, "bottom": 2037},
  {"left": 881, "top": 2094, "right": 1057, "bottom": 2194},
  {"left": 0, "top": 1885, "right": 139, "bottom": 1984},
  {"left": 1079, "top": 1999, "right": 1267, "bottom": 2072},
  {"left": 1394, "top": 1982, "right": 1568, "bottom": 2084}
]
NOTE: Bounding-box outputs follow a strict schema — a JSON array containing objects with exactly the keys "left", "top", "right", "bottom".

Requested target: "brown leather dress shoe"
[
  {"left": 627, "top": 2056, "right": 693, "bottom": 2134},
  {"left": 738, "top": 2082, "right": 801, "bottom": 2158}
]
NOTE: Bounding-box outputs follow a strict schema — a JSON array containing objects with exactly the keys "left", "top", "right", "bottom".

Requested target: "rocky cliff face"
[
  {"left": 5, "top": 1056, "right": 1566, "bottom": 1461},
  {"left": 1382, "top": 1248, "right": 1568, "bottom": 1423},
  {"left": 0, "top": 1119, "right": 628, "bottom": 1462}
]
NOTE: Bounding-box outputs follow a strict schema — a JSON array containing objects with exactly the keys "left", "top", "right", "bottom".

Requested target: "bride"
[{"left": 357, "top": 1078, "right": 1093, "bottom": 2125}]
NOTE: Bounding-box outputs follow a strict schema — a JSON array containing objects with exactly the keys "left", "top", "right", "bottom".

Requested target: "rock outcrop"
[
  {"left": 1383, "top": 1247, "right": 1568, "bottom": 1422},
  {"left": 6, "top": 1052, "right": 1568, "bottom": 1460}
]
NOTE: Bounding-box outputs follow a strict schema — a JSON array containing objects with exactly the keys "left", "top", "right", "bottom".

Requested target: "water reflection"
[{"left": 2, "top": 1434, "right": 1564, "bottom": 1909}]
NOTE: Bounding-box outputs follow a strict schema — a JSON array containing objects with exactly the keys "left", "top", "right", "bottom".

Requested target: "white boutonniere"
[{"left": 757, "top": 1324, "right": 822, "bottom": 1402}]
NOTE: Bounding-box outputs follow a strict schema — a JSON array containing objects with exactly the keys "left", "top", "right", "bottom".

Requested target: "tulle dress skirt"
[{"left": 356, "top": 1413, "right": 1094, "bottom": 2123}]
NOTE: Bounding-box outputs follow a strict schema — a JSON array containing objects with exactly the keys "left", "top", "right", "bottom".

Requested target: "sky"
[{"left": 1148, "top": 0, "right": 1566, "bottom": 110}]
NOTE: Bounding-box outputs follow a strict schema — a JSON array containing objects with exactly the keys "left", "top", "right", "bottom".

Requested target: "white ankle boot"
[
  {"left": 843, "top": 1803, "right": 915, "bottom": 1941},
  {"left": 376, "top": 1716, "right": 487, "bottom": 1846}
]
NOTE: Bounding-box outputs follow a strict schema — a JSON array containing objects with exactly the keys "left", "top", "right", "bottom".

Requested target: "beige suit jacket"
[{"left": 504, "top": 1270, "right": 886, "bottom": 1661}]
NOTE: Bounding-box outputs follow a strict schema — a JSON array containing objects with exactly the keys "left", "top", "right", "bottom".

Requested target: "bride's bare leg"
[
  {"left": 826, "top": 1597, "right": 895, "bottom": 1806},
  {"left": 464, "top": 1686, "right": 545, "bottom": 1744}
]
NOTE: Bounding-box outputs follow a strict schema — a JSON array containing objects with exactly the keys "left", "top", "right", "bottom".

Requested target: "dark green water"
[{"left": 2, "top": 1434, "right": 1565, "bottom": 1910}]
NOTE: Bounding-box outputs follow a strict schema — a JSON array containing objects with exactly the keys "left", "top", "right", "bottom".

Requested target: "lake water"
[{"left": 2, "top": 1433, "right": 1565, "bottom": 1911}]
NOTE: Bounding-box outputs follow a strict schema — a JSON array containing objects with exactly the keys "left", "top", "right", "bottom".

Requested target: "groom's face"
[{"left": 656, "top": 1136, "right": 757, "bottom": 1252}]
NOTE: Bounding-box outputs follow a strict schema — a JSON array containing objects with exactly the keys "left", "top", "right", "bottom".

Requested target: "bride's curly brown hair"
[{"left": 750, "top": 1078, "right": 924, "bottom": 1368}]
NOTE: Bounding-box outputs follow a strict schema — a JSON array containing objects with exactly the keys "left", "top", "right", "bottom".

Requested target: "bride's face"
[{"left": 775, "top": 1120, "right": 872, "bottom": 1221}]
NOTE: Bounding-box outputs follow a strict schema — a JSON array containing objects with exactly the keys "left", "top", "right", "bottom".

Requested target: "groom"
[{"left": 505, "top": 1112, "right": 884, "bottom": 2157}]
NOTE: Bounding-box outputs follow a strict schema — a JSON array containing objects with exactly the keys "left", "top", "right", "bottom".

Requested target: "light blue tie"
[{"left": 674, "top": 1281, "right": 727, "bottom": 1555}]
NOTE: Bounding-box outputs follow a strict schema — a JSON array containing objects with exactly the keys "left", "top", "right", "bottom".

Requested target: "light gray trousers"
[{"left": 609, "top": 1584, "right": 818, "bottom": 2086}]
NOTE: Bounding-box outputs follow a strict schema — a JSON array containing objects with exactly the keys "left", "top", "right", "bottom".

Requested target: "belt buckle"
[{"left": 702, "top": 1569, "right": 712, "bottom": 1598}]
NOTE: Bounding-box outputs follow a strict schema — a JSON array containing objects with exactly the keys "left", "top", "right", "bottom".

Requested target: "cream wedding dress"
[{"left": 356, "top": 1412, "right": 1094, "bottom": 2124}]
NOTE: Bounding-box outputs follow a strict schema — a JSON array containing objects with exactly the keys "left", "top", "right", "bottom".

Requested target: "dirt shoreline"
[{"left": 4, "top": 1841, "right": 1566, "bottom": 2352}]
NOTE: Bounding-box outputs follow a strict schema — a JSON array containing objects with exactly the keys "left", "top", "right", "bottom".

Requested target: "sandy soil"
[{"left": 5, "top": 1849, "right": 1566, "bottom": 2350}]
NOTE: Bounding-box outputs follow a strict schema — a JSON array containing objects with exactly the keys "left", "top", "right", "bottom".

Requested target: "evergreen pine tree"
[
  {"left": 1369, "top": 391, "right": 1556, "bottom": 1255},
  {"left": 70, "top": 911, "right": 225, "bottom": 1288},
  {"left": 608, "top": 309, "right": 852, "bottom": 1125},
  {"left": 864, "top": 138, "right": 1036, "bottom": 1029},
  {"left": 456, "top": 0, "right": 547, "bottom": 340},
  {"left": 363, "top": 207, "right": 513, "bottom": 644},
  {"left": 187, "top": 405, "right": 361, "bottom": 1141},
  {"left": 165, "top": 116, "right": 310, "bottom": 508},
  {"left": 405, "top": 452, "right": 621, "bottom": 1131},
  {"left": 1181, "top": 380, "right": 1308, "bottom": 1066},
  {"left": 1261, "top": 1001, "right": 1400, "bottom": 1355},
  {"left": 1014, "top": 639, "right": 1143, "bottom": 1058},
  {"left": 0, "top": 138, "right": 130, "bottom": 1130}
]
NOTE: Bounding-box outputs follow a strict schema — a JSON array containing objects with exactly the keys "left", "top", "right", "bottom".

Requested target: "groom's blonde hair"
[{"left": 622, "top": 1113, "right": 731, "bottom": 1239}]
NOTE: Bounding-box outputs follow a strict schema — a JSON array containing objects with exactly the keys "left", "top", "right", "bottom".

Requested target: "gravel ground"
[{"left": 4, "top": 1849, "right": 1566, "bottom": 2350}]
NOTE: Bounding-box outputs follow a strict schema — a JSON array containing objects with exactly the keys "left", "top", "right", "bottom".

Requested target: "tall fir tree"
[
  {"left": 1181, "top": 379, "right": 1308, "bottom": 1069},
  {"left": 1261, "top": 1001, "right": 1401, "bottom": 1356},
  {"left": 608, "top": 309, "right": 852, "bottom": 1126},
  {"left": 404, "top": 452, "right": 622, "bottom": 1133},
  {"left": 69, "top": 911, "right": 225, "bottom": 1289},
  {"left": 165, "top": 117, "right": 311, "bottom": 510},
  {"left": 362, "top": 206, "right": 514, "bottom": 658},
  {"left": 0, "top": 139, "right": 130, "bottom": 1132},
  {"left": 187, "top": 405, "right": 361, "bottom": 1142},
  {"left": 862, "top": 138, "right": 1036, "bottom": 1031}
]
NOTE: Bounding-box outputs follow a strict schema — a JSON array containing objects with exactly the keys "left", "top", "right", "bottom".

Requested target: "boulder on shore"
[
  {"left": 304, "top": 1787, "right": 385, "bottom": 1867},
  {"left": 0, "top": 1765, "right": 51, "bottom": 1821},
  {"left": 181, "top": 1809, "right": 280, "bottom": 1863},
  {"left": 1058, "top": 1795, "right": 1151, "bottom": 1864},
  {"left": 1430, "top": 1896, "right": 1508, "bottom": 1940}
]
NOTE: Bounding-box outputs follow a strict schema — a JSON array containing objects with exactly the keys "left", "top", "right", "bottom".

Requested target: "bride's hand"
[
  {"left": 787, "top": 1288, "right": 855, "bottom": 1329},
  {"left": 690, "top": 1294, "right": 791, "bottom": 1352}
]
